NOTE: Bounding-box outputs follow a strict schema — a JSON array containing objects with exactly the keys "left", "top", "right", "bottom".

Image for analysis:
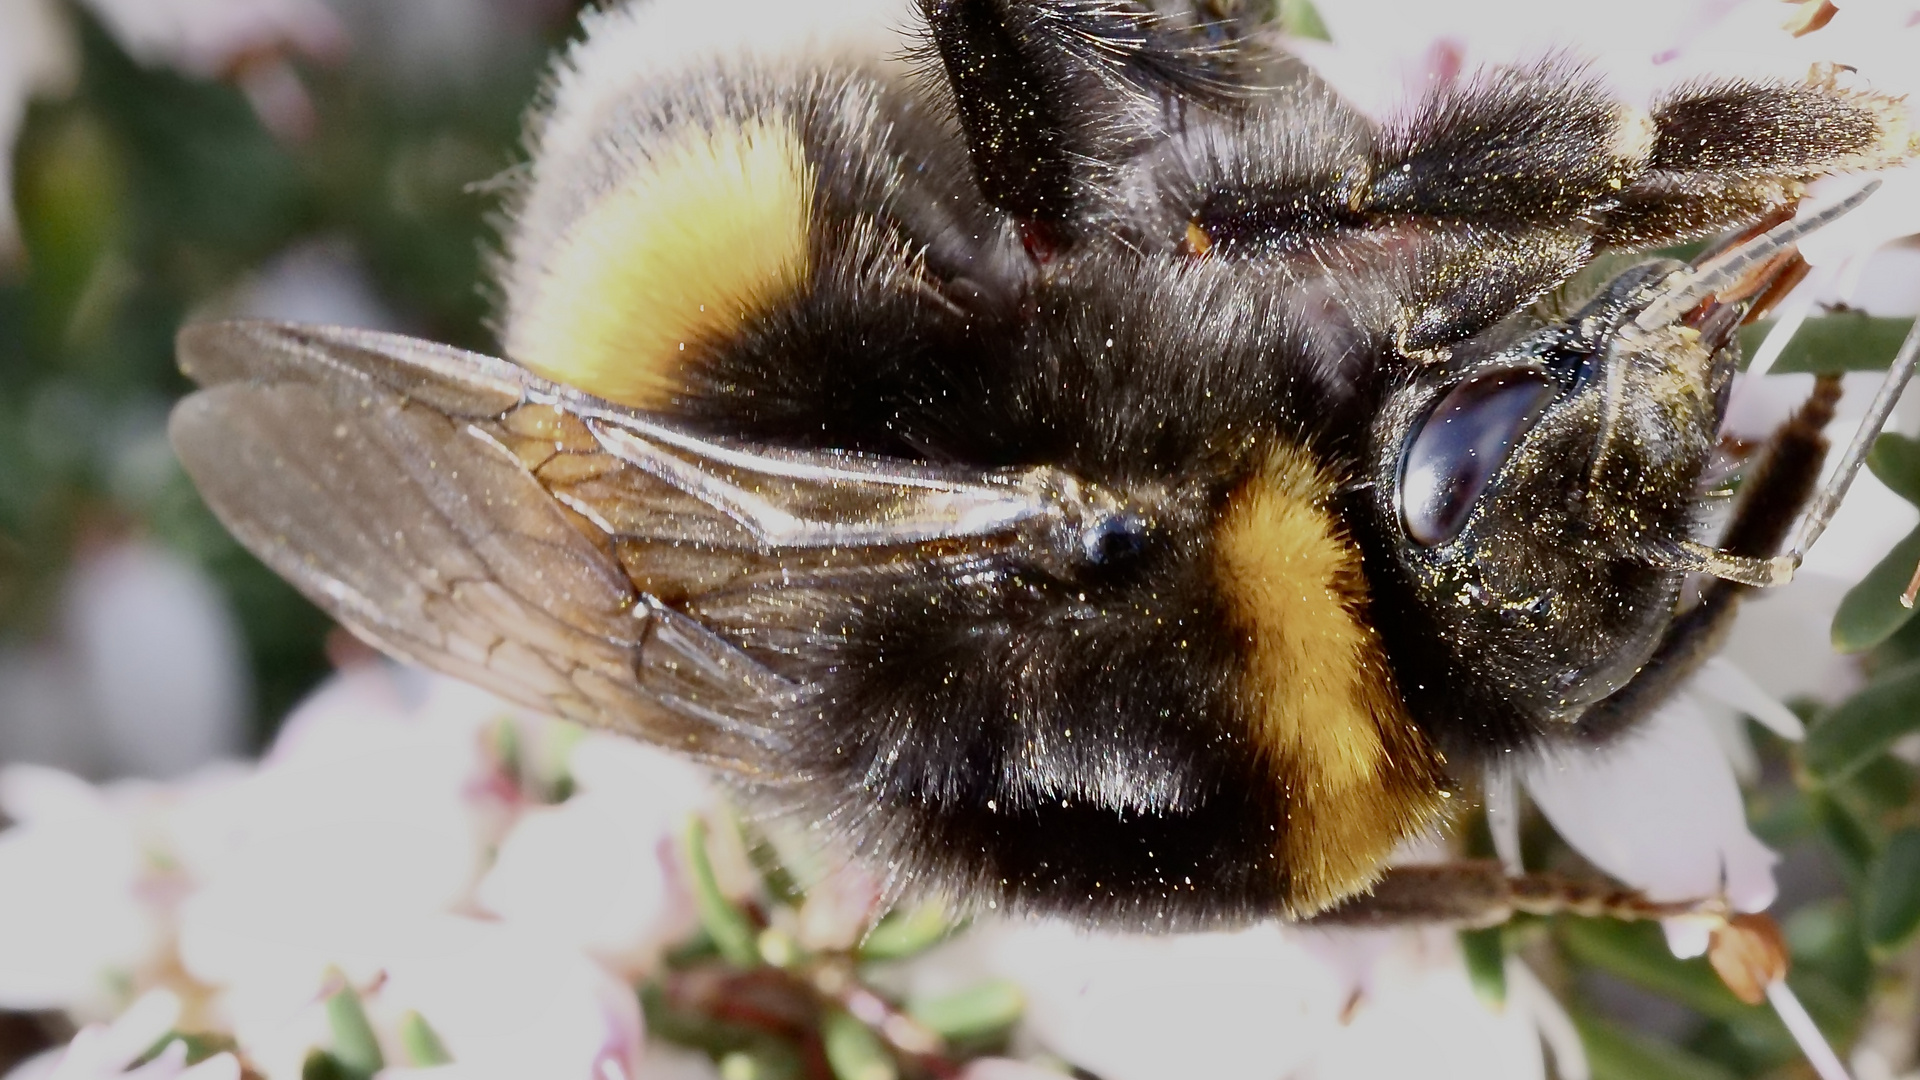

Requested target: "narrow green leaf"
[
  {"left": 323, "top": 975, "right": 383, "bottom": 1080},
  {"left": 1276, "top": 0, "right": 1332, "bottom": 40},
  {"left": 821, "top": 1009, "right": 897, "bottom": 1080},
  {"left": 1832, "top": 526, "right": 1920, "bottom": 653},
  {"left": 1742, "top": 314, "right": 1915, "bottom": 374},
  {"left": 1870, "top": 433, "right": 1920, "bottom": 505},
  {"left": 719, "top": 1049, "right": 803, "bottom": 1080},
  {"left": 300, "top": 1050, "right": 352, "bottom": 1080},
  {"left": 742, "top": 824, "right": 806, "bottom": 908},
  {"left": 1836, "top": 753, "right": 1917, "bottom": 816},
  {"left": 1576, "top": 1016, "right": 1737, "bottom": 1080},
  {"left": 907, "top": 979, "right": 1026, "bottom": 1041},
  {"left": 1866, "top": 828, "right": 1920, "bottom": 955},
  {"left": 1823, "top": 429, "right": 1920, "bottom": 654},
  {"left": 1804, "top": 658, "right": 1920, "bottom": 779},
  {"left": 860, "top": 900, "right": 959, "bottom": 961},
  {"left": 683, "top": 816, "right": 761, "bottom": 968},
  {"left": 1810, "top": 793, "right": 1876, "bottom": 890},
  {"left": 397, "top": 1010, "right": 452, "bottom": 1067},
  {"left": 1556, "top": 919, "right": 1754, "bottom": 1023},
  {"left": 1458, "top": 926, "right": 1506, "bottom": 1009}
]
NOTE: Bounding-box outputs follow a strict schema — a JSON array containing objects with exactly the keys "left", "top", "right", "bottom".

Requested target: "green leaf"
[
  {"left": 1810, "top": 792, "right": 1877, "bottom": 890},
  {"left": 1576, "top": 1016, "right": 1737, "bottom": 1080},
  {"left": 1276, "top": 0, "right": 1332, "bottom": 40},
  {"left": 323, "top": 975, "right": 384, "bottom": 1080},
  {"left": 1832, "top": 526, "right": 1920, "bottom": 653},
  {"left": 397, "top": 1011, "right": 452, "bottom": 1067},
  {"left": 860, "top": 900, "right": 959, "bottom": 962},
  {"left": 821, "top": 1009, "right": 897, "bottom": 1080},
  {"left": 907, "top": 979, "right": 1026, "bottom": 1041},
  {"left": 1556, "top": 920, "right": 1754, "bottom": 1023},
  {"left": 1865, "top": 828, "right": 1920, "bottom": 955},
  {"left": 1458, "top": 926, "right": 1506, "bottom": 1009},
  {"left": 1870, "top": 433, "right": 1920, "bottom": 505},
  {"left": 1784, "top": 900, "right": 1871, "bottom": 998},
  {"left": 682, "top": 816, "right": 761, "bottom": 968},
  {"left": 1804, "top": 658, "right": 1920, "bottom": 779},
  {"left": 300, "top": 1050, "right": 353, "bottom": 1080},
  {"left": 1742, "top": 314, "right": 1916, "bottom": 374},
  {"left": 719, "top": 1049, "right": 804, "bottom": 1080}
]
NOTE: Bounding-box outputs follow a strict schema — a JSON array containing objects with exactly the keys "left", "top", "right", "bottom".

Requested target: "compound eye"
[
  {"left": 1083, "top": 512, "right": 1151, "bottom": 566},
  {"left": 1398, "top": 369, "right": 1559, "bottom": 547}
]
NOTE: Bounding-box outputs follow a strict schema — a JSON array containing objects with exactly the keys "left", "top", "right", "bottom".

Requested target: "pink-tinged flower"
[
  {"left": 4, "top": 990, "right": 241, "bottom": 1080},
  {"left": 0, "top": 765, "right": 164, "bottom": 1019}
]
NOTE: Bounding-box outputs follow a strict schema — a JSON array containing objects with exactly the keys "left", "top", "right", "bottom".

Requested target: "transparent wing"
[{"left": 171, "top": 321, "right": 1122, "bottom": 774}]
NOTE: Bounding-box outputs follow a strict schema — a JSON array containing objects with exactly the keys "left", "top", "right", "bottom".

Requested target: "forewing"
[{"left": 172, "top": 321, "right": 1100, "bottom": 774}]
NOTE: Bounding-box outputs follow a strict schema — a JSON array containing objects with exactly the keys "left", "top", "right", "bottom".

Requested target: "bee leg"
[
  {"left": 918, "top": 0, "right": 1248, "bottom": 238},
  {"left": 1575, "top": 375, "right": 1841, "bottom": 741},
  {"left": 1305, "top": 861, "right": 1722, "bottom": 929},
  {"left": 1189, "top": 66, "right": 1639, "bottom": 350},
  {"left": 1598, "top": 72, "right": 1919, "bottom": 249}
]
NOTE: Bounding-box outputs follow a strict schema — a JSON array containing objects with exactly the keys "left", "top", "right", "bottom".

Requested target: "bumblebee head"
[{"left": 1359, "top": 222, "right": 1817, "bottom": 748}]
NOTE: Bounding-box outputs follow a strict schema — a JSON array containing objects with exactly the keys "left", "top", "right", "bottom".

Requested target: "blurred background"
[{"left": 0, "top": 0, "right": 594, "bottom": 777}]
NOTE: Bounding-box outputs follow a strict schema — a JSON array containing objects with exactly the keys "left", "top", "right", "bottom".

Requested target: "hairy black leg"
[
  {"left": 918, "top": 0, "right": 1250, "bottom": 237},
  {"left": 1168, "top": 65, "right": 1639, "bottom": 349},
  {"left": 1167, "top": 65, "right": 1912, "bottom": 351},
  {"left": 1599, "top": 72, "right": 1918, "bottom": 248},
  {"left": 1305, "top": 861, "right": 1722, "bottom": 928},
  {"left": 1575, "top": 375, "right": 1841, "bottom": 741},
  {"left": 1180, "top": 65, "right": 1633, "bottom": 251}
]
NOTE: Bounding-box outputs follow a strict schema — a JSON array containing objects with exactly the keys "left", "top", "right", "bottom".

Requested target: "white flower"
[
  {"left": 63, "top": 542, "right": 251, "bottom": 779},
  {"left": 1521, "top": 697, "right": 1780, "bottom": 944},
  {"left": 0, "top": 540, "right": 249, "bottom": 780},
  {"left": 0, "top": 765, "right": 164, "bottom": 1018},
  {"left": 907, "top": 918, "right": 1556, "bottom": 1080},
  {"left": 475, "top": 732, "right": 711, "bottom": 975}
]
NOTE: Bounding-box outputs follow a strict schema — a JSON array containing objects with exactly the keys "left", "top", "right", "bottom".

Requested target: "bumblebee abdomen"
[{"left": 499, "top": 52, "right": 1005, "bottom": 448}]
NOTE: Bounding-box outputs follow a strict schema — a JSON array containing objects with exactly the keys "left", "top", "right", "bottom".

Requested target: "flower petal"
[{"left": 1521, "top": 697, "right": 1778, "bottom": 915}]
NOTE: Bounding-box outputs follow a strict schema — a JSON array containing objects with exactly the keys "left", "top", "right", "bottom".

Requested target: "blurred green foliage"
[{"left": 0, "top": 5, "right": 582, "bottom": 736}]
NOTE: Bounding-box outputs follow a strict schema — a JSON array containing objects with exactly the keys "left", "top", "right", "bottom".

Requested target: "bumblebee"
[{"left": 171, "top": 0, "right": 1919, "bottom": 929}]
